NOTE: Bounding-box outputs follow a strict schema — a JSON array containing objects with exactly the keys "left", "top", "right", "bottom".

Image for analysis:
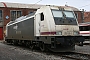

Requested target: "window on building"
[
  {"left": 17, "top": 11, "right": 22, "bottom": 18},
  {"left": 11, "top": 11, "right": 22, "bottom": 21},
  {"left": 0, "top": 10, "right": 2, "bottom": 21}
]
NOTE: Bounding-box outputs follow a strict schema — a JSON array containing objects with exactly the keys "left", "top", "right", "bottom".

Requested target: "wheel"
[
  {"left": 40, "top": 43, "right": 45, "bottom": 51},
  {"left": 78, "top": 42, "right": 83, "bottom": 46},
  {"left": 30, "top": 45, "right": 34, "bottom": 50},
  {"left": 26, "top": 42, "right": 30, "bottom": 47},
  {"left": 13, "top": 40, "right": 18, "bottom": 45}
]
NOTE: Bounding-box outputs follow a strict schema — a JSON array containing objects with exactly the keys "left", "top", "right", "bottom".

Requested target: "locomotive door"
[{"left": 35, "top": 14, "right": 41, "bottom": 36}]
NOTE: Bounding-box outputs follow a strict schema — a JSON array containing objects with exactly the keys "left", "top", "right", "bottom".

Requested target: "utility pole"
[{"left": 81, "top": 9, "right": 84, "bottom": 23}]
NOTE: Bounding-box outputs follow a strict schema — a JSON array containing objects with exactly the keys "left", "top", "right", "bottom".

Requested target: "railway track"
[
  {"left": 3, "top": 41, "right": 90, "bottom": 60},
  {"left": 59, "top": 52, "right": 90, "bottom": 60},
  {"left": 38, "top": 50, "right": 90, "bottom": 60},
  {"left": 36, "top": 50, "right": 90, "bottom": 60}
]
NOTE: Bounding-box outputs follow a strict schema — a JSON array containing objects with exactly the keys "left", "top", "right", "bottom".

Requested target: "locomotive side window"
[
  {"left": 29, "top": 12, "right": 33, "bottom": 14},
  {"left": 41, "top": 13, "right": 44, "bottom": 21}
]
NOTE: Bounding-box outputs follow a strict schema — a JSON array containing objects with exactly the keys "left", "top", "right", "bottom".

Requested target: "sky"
[{"left": 0, "top": 0, "right": 90, "bottom": 11}]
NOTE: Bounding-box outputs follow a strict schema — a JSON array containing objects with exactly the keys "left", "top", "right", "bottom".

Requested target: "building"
[
  {"left": 0, "top": 2, "right": 85, "bottom": 40},
  {"left": 84, "top": 12, "right": 90, "bottom": 22}
]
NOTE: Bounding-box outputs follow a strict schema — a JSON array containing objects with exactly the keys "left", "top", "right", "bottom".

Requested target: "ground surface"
[
  {"left": 75, "top": 45, "right": 90, "bottom": 54},
  {"left": 0, "top": 40, "right": 90, "bottom": 60},
  {"left": 0, "top": 42, "right": 46, "bottom": 60}
]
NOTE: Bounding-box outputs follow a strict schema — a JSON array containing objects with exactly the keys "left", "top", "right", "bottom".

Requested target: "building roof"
[
  {"left": 0, "top": 2, "right": 79, "bottom": 11},
  {"left": 0, "top": 2, "right": 44, "bottom": 9},
  {"left": 0, "top": 2, "right": 5, "bottom": 7}
]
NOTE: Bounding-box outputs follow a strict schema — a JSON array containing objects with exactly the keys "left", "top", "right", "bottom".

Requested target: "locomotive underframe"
[{"left": 5, "top": 36, "right": 84, "bottom": 52}]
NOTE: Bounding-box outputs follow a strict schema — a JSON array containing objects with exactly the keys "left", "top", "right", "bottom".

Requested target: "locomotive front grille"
[{"left": 63, "top": 31, "right": 73, "bottom": 36}]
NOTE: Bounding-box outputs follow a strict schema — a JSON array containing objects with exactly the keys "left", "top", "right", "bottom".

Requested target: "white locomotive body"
[{"left": 5, "top": 6, "right": 84, "bottom": 52}]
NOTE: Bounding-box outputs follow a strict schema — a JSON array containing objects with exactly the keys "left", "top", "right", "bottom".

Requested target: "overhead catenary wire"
[
  {"left": 30, "top": 0, "right": 42, "bottom": 8},
  {"left": 35, "top": 0, "right": 42, "bottom": 4},
  {"left": 79, "top": 4, "right": 90, "bottom": 8}
]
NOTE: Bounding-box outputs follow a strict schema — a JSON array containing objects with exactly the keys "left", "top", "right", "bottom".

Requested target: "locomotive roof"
[{"left": 0, "top": 2, "right": 79, "bottom": 11}]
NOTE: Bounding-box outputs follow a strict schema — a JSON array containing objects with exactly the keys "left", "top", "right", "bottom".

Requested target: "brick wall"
[
  {"left": 84, "top": 12, "right": 90, "bottom": 22},
  {"left": 0, "top": 7, "right": 36, "bottom": 38},
  {"left": 74, "top": 11, "right": 83, "bottom": 23}
]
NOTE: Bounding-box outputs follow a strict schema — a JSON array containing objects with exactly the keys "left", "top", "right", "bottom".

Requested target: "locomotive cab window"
[
  {"left": 52, "top": 9, "right": 77, "bottom": 25},
  {"left": 41, "top": 13, "right": 44, "bottom": 21}
]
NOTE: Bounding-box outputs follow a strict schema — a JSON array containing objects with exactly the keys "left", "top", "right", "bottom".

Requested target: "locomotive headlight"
[
  {"left": 56, "top": 31, "right": 62, "bottom": 35},
  {"left": 74, "top": 31, "right": 79, "bottom": 35}
]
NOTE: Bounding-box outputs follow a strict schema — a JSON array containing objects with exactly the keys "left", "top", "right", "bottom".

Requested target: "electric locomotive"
[{"left": 5, "top": 6, "right": 84, "bottom": 52}]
